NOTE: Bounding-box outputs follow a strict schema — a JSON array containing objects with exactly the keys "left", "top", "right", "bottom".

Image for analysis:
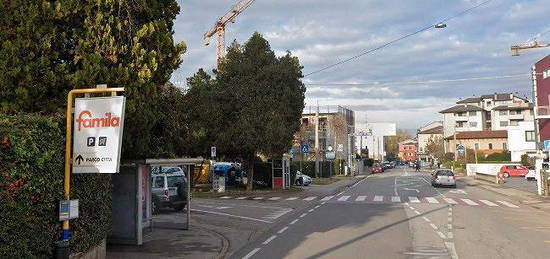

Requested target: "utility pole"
[
  {"left": 453, "top": 132, "right": 458, "bottom": 161},
  {"left": 315, "top": 103, "right": 320, "bottom": 178}
]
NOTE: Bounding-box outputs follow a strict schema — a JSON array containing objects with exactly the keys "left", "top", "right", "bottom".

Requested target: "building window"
[
  {"left": 455, "top": 112, "right": 466, "bottom": 117},
  {"left": 487, "top": 101, "right": 492, "bottom": 106},
  {"left": 488, "top": 143, "right": 493, "bottom": 150},
  {"left": 503, "top": 143, "right": 507, "bottom": 150},
  {"left": 474, "top": 143, "right": 479, "bottom": 150},
  {"left": 526, "top": 131, "right": 536, "bottom": 142},
  {"left": 469, "top": 121, "right": 477, "bottom": 127},
  {"left": 499, "top": 110, "right": 508, "bottom": 115},
  {"left": 500, "top": 121, "right": 509, "bottom": 127},
  {"left": 510, "top": 120, "right": 519, "bottom": 126},
  {"left": 469, "top": 111, "right": 477, "bottom": 116},
  {"left": 456, "top": 121, "right": 465, "bottom": 128},
  {"left": 544, "top": 68, "right": 550, "bottom": 79},
  {"left": 530, "top": 109, "right": 534, "bottom": 115},
  {"left": 509, "top": 110, "right": 517, "bottom": 115}
]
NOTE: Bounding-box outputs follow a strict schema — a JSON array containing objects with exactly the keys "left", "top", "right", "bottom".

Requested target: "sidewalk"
[
  {"left": 107, "top": 221, "right": 228, "bottom": 259},
  {"left": 457, "top": 176, "right": 550, "bottom": 212}
]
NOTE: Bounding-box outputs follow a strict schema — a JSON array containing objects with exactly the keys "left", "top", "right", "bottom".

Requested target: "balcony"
[
  {"left": 508, "top": 114, "right": 525, "bottom": 120},
  {"left": 454, "top": 115, "right": 468, "bottom": 121}
]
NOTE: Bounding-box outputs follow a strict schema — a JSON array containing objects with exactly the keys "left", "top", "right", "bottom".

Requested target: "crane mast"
[{"left": 203, "top": 0, "right": 257, "bottom": 65}]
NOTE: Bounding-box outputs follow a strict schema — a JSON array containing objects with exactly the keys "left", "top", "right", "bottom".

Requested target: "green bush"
[
  {"left": 479, "top": 151, "right": 511, "bottom": 162},
  {"left": 0, "top": 114, "right": 111, "bottom": 258}
]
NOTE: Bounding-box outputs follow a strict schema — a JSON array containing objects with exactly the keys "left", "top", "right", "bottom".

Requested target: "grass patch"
[{"left": 312, "top": 177, "right": 340, "bottom": 185}]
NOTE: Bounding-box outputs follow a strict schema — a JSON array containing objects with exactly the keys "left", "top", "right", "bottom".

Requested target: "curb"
[{"left": 194, "top": 224, "right": 230, "bottom": 259}]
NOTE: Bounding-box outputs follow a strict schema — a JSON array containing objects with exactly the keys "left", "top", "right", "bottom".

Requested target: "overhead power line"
[{"left": 303, "top": 0, "right": 495, "bottom": 77}]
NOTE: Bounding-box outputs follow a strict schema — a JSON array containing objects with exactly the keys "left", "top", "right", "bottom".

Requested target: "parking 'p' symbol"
[{"left": 87, "top": 137, "right": 96, "bottom": 147}]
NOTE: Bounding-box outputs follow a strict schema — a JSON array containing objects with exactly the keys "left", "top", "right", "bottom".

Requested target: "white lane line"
[
  {"left": 479, "top": 200, "right": 499, "bottom": 207},
  {"left": 243, "top": 248, "right": 261, "bottom": 259},
  {"left": 336, "top": 191, "right": 345, "bottom": 196},
  {"left": 289, "top": 219, "right": 299, "bottom": 225},
  {"left": 437, "top": 231, "right": 447, "bottom": 239},
  {"left": 262, "top": 235, "right": 277, "bottom": 245},
  {"left": 408, "top": 196, "right": 420, "bottom": 203},
  {"left": 374, "top": 195, "right": 384, "bottom": 202},
  {"left": 338, "top": 195, "right": 351, "bottom": 201},
  {"left": 268, "top": 197, "right": 281, "bottom": 201},
  {"left": 448, "top": 223, "right": 452, "bottom": 230},
  {"left": 277, "top": 226, "right": 289, "bottom": 234},
  {"left": 299, "top": 213, "right": 307, "bottom": 218},
  {"left": 253, "top": 197, "right": 264, "bottom": 200},
  {"left": 303, "top": 196, "right": 317, "bottom": 201},
  {"left": 414, "top": 210, "right": 421, "bottom": 215},
  {"left": 314, "top": 205, "right": 321, "bottom": 209},
  {"left": 445, "top": 242, "right": 459, "bottom": 259},
  {"left": 422, "top": 216, "right": 431, "bottom": 222},
  {"left": 263, "top": 208, "right": 293, "bottom": 220},
  {"left": 448, "top": 232, "right": 454, "bottom": 239},
  {"left": 191, "top": 209, "right": 272, "bottom": 223},
  {"left": 285, "top": 197, "right": 298, "bottom": 200},
  {"left": 220, "top": 196, "right": 232, "bottom": 199},
  {"left": 236, "top": 196, "right": 248, "bottom": 200},
  {"left": 430, "top": 223, "right": 438, "bottom": 230},
  {"left": 426, "top": 197, "right": 440, "bottom": 204},
  {"left": 321, "top": 196, "right": 334, "bottom": 201},
  {"left": 356, "top": 195, "right": 367, "bottom": 201},
  {"left": 497, "top": 200, "right": 519, "bottom": 208},
  {"left": 444, "top": 198, "right": 458, "bottom": 204},
  {"left": 308, "top": 209, "right": 314, "bottom": 212},
  {"left": 392, "top": 196, "right": 401, "bottom": 203},
  {"left": 461, "top": 198, "right": 479, "bottom": 206}
]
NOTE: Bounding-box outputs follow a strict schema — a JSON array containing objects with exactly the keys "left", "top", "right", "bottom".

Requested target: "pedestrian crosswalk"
[{"left": 217, "top": 195, "right": 521, "bottom": 208}]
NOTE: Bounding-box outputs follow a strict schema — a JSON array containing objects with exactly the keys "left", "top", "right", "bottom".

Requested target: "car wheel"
[
  {"left": 452, "top": 184, "right": 457, "bottom": 188},
  {"left": 173, "top": 204, "right": 186, "bottom": 211},
  {"left": 503, "top": 172, "right": 510, "bottom": 178},
  {"left": 152, "top": 198, "right": 159, "bottom": 215}
]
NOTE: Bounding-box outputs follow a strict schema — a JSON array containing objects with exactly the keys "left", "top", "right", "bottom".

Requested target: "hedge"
[{"left": 0, "top": 113, "right": 111, "bottom": 258}]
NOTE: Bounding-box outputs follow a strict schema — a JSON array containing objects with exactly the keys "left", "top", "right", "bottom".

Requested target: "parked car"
[
  {"left": 500, "top": 165, "right": 529, "bottom": 178},
  {"left": 372, "top": 163, "right": 384, "bottom": 174},
  {"left": 151, "top": 166, "right": 188, "bottom": 214},
  {"left": 382, "top": 162, "right": 393, "bottom": 170},
  {"left": 431, "top": 169, "right": 456, "bottom": 188},
  {"left": 525, "top": 166, "right": 536, "bottom": 181},
  {"left": 295, "top": 171, "right": 312, "bottom": 186}
]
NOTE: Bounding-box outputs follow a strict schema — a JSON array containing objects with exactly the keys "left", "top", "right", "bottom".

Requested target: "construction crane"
[
  {"left": 511, "top": 40, "right": 550, "bottom": 56},
  {"left": 203, "top": 0, "right": 256, "bottom": 65}
]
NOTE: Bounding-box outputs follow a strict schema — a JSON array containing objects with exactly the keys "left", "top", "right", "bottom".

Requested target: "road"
[{"left": 227, "top": 166, "right": 550, "bottom": 259}]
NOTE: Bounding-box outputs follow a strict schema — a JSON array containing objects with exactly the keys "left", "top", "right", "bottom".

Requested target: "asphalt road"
[{"left": 229, "top": 166, "right": 550, "bottom": 259}]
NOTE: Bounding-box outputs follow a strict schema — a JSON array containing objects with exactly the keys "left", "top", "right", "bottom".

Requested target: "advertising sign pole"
[{"left": 62, "top": 87, "right": 124, "bottom": 244}]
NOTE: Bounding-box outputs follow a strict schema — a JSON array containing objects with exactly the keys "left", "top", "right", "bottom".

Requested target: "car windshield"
[{"left": 436, "top": 170, "right": 453, "bottom": 176}]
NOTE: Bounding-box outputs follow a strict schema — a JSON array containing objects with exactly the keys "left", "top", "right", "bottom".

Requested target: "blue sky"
[{"left": 170, "top": 0, "right": 549, "bottom": 131}]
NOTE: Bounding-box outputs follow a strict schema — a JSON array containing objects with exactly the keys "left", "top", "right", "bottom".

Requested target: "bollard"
[{"left": 54, "top": 240, "right": 70, "bottom": 259}]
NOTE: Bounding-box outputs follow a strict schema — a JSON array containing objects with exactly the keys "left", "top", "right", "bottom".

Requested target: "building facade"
[
  {"left": 444, "top": 130, "right": 508, "bottom": 155},
  {"left": 399, "top": 139, "right": 418, "bottom": 162},
  {"left": 417, "top": 121, "right": 443, "bottom": 163},
  {"left": 507, "top": 121, "right": 536, "bottom": 162},
  {"left": 535, "top": 55, "right": 550, "bottom": 142}
]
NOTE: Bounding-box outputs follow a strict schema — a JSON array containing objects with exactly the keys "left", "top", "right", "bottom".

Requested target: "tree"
[
  {"left": 203, "top": 33, "right": 306, "bottom": 190},
  {"left": 425, "top": 135, "right": 445, "bottom": 163},
  {"left": 0, "top": 0, "right": 186, "bottom": 159},
  {"left": 385, "top": 129, "right": 412, "bottom": 159}
]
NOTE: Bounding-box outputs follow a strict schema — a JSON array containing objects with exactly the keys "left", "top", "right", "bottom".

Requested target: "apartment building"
[
  {"left": 399, "top": 139, "right": 418, "bottom": 162},
  {"left": 417, "top": 121, "right": 443, "bottom": 163}
]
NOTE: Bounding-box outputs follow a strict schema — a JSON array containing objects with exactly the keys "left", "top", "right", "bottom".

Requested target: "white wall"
[
  {"left": 442, "top": 113, "right": 455, "bottom": 138},
  {"left": 507, "top": 121, "right": 536, "bottom": 162}
]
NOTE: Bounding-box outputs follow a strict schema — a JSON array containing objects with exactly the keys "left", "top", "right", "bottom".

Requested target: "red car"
[
  {"left": 372, "top": 163, "right": 384, "bottom": 174},
  {"left": 499, "top": 165, "right": 529, "bottom": 178}
]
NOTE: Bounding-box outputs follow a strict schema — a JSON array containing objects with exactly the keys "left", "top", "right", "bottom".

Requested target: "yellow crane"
[
  {"left": 203, "top": 0, "right": 257, "bottom": 65},
  {"left": 511, "top": 40, "right": 550, "bottom": 56}
]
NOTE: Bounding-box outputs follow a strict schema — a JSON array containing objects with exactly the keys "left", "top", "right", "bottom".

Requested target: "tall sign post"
[{"left": 60, "top": 86, "right": 125, "bottom": 256}]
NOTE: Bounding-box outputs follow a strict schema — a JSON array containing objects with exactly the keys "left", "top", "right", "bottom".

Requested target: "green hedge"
[{"left": 0, "top": 113, "right": 111, "bottom": 258}]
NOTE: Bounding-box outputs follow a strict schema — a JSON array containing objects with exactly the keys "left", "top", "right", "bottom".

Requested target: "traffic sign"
[
  {"left": 326, "top": 151, "right": 336, "bottom": 160},
  {"left": 211, "top": 146, "right": 217, "bottom": 158},
  {"left": 337, "top": 144, "right": 344, "bottom": 152},
  {"left": 456, "top": 144, "right": 465, "bottom": 153},
  {"left": 300, "top": 144, "right": 310, "bottom": 153},
  {"left": 73, "top": 96, "right": 125, "bottom": 173},
  {"left": 544, "top": 140, "right": 550, "bottom": 151}
]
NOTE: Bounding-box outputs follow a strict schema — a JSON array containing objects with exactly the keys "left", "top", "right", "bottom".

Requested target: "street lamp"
[{"left": 435, "top": 22, "right": 447, "bottom": 29}]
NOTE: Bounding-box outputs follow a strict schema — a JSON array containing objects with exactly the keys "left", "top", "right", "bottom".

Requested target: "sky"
[{"left": 170, "top": 0, "right": 550, "bottom": 131}]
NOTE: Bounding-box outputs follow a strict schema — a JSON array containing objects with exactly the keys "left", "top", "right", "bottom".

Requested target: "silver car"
[{"left": 431, "top": 169, "right": 456, "bottom": 188}]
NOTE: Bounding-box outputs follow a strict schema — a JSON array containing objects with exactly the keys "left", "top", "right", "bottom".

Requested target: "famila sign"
[{"left": 72, "top": 96, "right": 126, "bottom": 173}]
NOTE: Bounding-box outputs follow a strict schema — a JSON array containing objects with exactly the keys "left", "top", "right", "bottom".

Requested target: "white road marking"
[
  {"left": 414, "top": 210, "right": 421, "bottom": 215},
  {"left": 262, "top": 235, "right": 277, "bottom": 245},
  {"left": 356, "top": 195, "right": 367, "bottom": 201},
  {"left": 445, "top": 242, "right": 459, "bottom": 259},
  {"left": 285, "top": 197, "right": 298, "bottom": 200},
  {"left": 392, "top": 196, "right": 401, "bottom": 203},
  {"left": 479, "top": 200, "right": 499, "bottom": 207},
  {"left": 426, "top": 197, "right": 439, "bottom": 204},
  {"left": 243, "top": 248, "right": 261, "bottom": 259},
  {"left": 314, "top": 205, "right": 321, "bottom": 209},
  {"left": 236, "top": 196, "right": 248, "bottom": 200},
  {"left": 374, "top": 195, "right": 384, "bottom": 202},
  {"left": 448, "top": 223, "right": 452, "bottom": 230},
  {"left": 430, "top": 223, "right": 438, "bottom": 230},
  {"left": 303, "top": 196, "right": 317, "bottom": 201},
  {"left": 338, "top": 195, "right": 351, "bottom": 201},
  {"left": 191, "top": 209, "right": 272, "bottom": 223},
  {"left": 408, "top": 196, "right": 420, "bottom": 203},
  {"left": 444, "top": 198, "right": 458, "bottom": 204},
  {"left": 289, "top": 219, "right": 299, "bottom": 225},
  {"left": 220, "top": 196, "right": 232, "bottom": 199},
  {"left": 268, "top": 197, "right": 281, "bottom": 201},
  {"left": 253, "top": 197, "right": 264, "bottom": 200},
  {"left": 497, "top": 201, "right": 519, "bottom": 208},
  {"left": 448, "top": 232, "right": 454, "bottom": 239},
  {"left": 321, "top": 196, "right": 334, "bottom": 201},
  {"left": 437, "top": 231, "right": 447, "bottom": 239},
  {"left": 450, "top": 189, "right": 467, "bottom": 194},
  {"left": 277, "top": 226, "right": 289, "bottom": 234},
  {"left": 299, "top": 213, "right": 307, "bottom": 218},
  {"left": 461, "top": 199, "right": 479, "bottom": 206},
  {"left": 308, "top": 209, "right": 314, "bottom": 212},
  {"left": 263, "top": 208, "right": 292, "bottom": 220},
  {"left": 422, "top": 216, "right": 431, "bottom": 222}
]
